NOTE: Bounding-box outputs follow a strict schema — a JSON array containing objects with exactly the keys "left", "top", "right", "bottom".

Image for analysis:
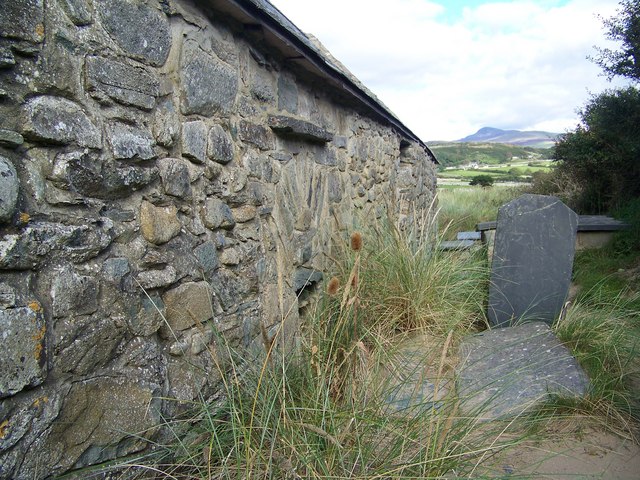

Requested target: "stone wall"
[{"left": 0, "top": 0, "right": 437, "bottom": 477}]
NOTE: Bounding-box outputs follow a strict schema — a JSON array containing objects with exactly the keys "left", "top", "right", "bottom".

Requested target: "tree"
[
  {"left": 545, "top": 1, "right": 640, "bottom": 213},
  {"left": 469, "top": 174, "right": 494, "bottom": 188},
  {"left": 592, "top": 0, "right": 640, "bottom": 82}
]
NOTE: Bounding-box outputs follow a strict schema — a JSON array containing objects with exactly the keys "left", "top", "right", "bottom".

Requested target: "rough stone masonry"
[{"left": 0, "top": 0, "right": 437, "bottom": 477}]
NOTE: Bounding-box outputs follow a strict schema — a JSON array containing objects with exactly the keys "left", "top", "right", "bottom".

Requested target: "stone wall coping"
[{"left": 476, "top": 215, "right": 631, "bottom": 232}]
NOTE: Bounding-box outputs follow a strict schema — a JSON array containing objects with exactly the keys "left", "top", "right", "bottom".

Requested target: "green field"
[{"left": 438, "top": 159, "right": 554, "bottom": 184}]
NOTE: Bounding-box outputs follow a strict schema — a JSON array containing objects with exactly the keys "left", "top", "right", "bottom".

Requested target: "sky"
[{"left": 270, "top": 0, "right": 628, "bottom": 141}]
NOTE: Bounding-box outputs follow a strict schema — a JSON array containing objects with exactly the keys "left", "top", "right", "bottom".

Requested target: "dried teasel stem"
[
  {"left": 327, "top": 276, "right": 340, "bottom": 296},
  {"left": 350, "top": 231, "right": 363, "bottom": 252}
]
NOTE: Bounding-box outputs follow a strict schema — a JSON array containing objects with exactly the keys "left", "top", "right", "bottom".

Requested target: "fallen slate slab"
[
  {"left": 457, "top": 322, "right": 589, "bottom": 419},
  {"left": 379, "top": 335, "right": 449, "bottom": 414}
]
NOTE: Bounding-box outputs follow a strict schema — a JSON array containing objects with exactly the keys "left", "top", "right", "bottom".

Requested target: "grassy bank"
[{"left": 110, "top": 193, "right": 639, "bottom": 479}]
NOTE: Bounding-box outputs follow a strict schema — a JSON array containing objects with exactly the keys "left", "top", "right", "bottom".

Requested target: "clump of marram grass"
[{"left": 116, "top": 204, "right": 529, "bottom": 479}]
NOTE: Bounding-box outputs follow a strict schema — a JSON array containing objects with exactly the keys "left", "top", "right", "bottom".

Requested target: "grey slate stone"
[
  {"left": 181, "top": 120, "right": 207, "bottom": 164},
  {"left": 0, "top": 156, "right": 19, "bottom": 223},
  {"left": 239, "top": 120, "right": 274, "bottom": 150},
  {"left": 0, "top": 129, "right": 24, "bottom": 148},
  {"left": 488, "top": 194, "right": 578, "bottom": 327},
  {"left": 67, "top": 157, "right": 158, "bottom": 199},
  {"left": 180, "top": 41, "right": 237, "bottom": 116},
  {"left": 51, "top": 267, "right": 99, "bottom": 317},
  {"left": 381, "top": 337, "right": 448, "bottom": 414},
  {"left": 202, "top": 197, "right": 235, "bottom": 230},
  {"left": 86, "top": 56, "right": 159, "bottom": 110},
  {"left": 22, "top": 96, "right": 102, "bottom": 148},
  {"left": 194, "top": 241, "right": 219, "bottom": 273},
  {"left": 0, "top": 48, "right": 16, "bottom": 68},
  {"left": 0, "top": 222, "right": 113, "bottom": 270},
  {"left": 207, "top": 124, "right": 234, "bottom": 164},
  {"left": 0, "top": 0, "right": 44, "bottom": 43},
  {"left": 158, "top": 157, "right": 191, "bottom": 198},
  {"left": 457, "top": 322, "right": 589, "bottom": 419},
  {"left": 457, "top": 231, "right": 481, "bottom": 241},
  {"left": 102, "top": 257, "right": 130, "bottom": 283},
  {"left": 268, "top": 114, "right": 333, "bottom": 143},
  {"left": 108, "top": 122, "right": 156, "bottom": 160},
  {"left": 97, "top": 0, "right": 171, "bottom": 66},
  {"left": 0, "top": 304, "right": 47, "bottom": 398},
  {"left": 439, "top": 240, "right": 475, "bottom": 251},
  {"left": 293, "top": 267, "right": 322, "bottom": 293},
  {"left": 59, "top": 0, "right": 93, "bottom": 25},
  {"left": 277, "top": 75, "right": 298, "bottom": 113}
]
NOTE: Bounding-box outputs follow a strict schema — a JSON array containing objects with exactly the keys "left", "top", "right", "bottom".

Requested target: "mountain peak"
[{"left": 457, "top": 127, "right": 559, "bottom": 148}]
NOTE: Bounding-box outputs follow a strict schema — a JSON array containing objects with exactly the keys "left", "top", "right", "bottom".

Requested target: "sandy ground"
[{"left": 476, "top": 429, "right": 640, "bottom": 479}]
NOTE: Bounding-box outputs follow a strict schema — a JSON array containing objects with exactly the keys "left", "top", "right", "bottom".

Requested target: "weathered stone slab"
[
  {"left": 67, "top": 157, "right": 158, "bottom": 199},
  {"left": 208, "top": 124, "right": 234, "bottom": 164},
  {"left": 488, "top": 194, "right": 578, "bottom": 327},
  {"left": 181, "top": 120, "right": 207, "bottom": 164},
  {"left": 51, "top": 267, "right": 98, "bottom": 318},
  {"left": 97, "top": 0, "right": 171, "bottom": 66},
  {"left": 140, "top": 200, "right": 181, "bottom": 245},
  {"left": 59, "top": 0, "right": 92, "bottom": 25},
  {"left": 158, "top": 158, "right": 191, "bottom": 198},
  {"left": 0, "top": 222, "right": 113, "bottom": 270},
  {"left": 293, "top": 267, "right": 322, "bottom": 293},
  {"left": 438, "top": 239, "right": 475, "bottom": 251},
  {"left": 108, "top": 122, "right": 156, "bottom": 160},
  {"left": 239, "top": 120, "right": 274, "bottom": 150},
  {"left": 457, "top": 322, "right": 589, "bottom": 419},
  {"left": 457, "top": 231, "right": 481, "bottom": 241},
  {"left": 86, "top": 56, "right": 159, "bottom": 110},
  {"left": 201, "top": 197, "right": 235, "bottom": 230},
  {"left": 268, "top": 114, "right": 333, "bottom": 143},
  {"left": 0, "top": 156, "right": 19, "bottom": 223},
  {"left": 22, "top": 96, "right": 102, "bottom": 148},
  {"left": 0, "top": 0, "right": 44, "bottom": 43},
  {"left": 162, "top": 281, "right": 213, "bottom": 332},
  {"left": 180, "top": 41, "right": 237, "bottom": 116},
  {"left": 0, "top": 303, "right": 46, "bottom": 398},
  {"left": 0, "top": 129, "right": 24, "bottom": 148},
  {"left": 381, "top": 336, "right": 448, "bottom": 414}
]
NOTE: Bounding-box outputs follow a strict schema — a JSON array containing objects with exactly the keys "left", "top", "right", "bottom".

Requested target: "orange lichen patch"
[
  {"left": 19, "top": 212, "right": 30, "bottom": 224},
  {"left": 32, "top": 396, "right": 48, "bottom": 408},
  {"left": 32, "top": 325, "right": 46, "bottom": 360},
  {"left": 28, "top": 301, "right": 43, "bottom": 313},
  {"left": 0, "top": 420, "right": 9, "bottom": 440},
  {"left": 35, "top": 23, "right": 45, "bottom": 38}
]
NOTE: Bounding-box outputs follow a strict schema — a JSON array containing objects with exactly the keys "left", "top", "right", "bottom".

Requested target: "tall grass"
[
  {"left": 108, "top": 193, "right": 639, "bottom": 478},
  {"left": 436, "top": 186, "right": 524, "bottom": 238},
  {"left": 120, "top": 205, "right": 530, "bottom": 479}
]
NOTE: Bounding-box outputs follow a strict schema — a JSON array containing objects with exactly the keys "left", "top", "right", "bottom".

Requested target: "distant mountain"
[{"left": 457, "top": 127, "right": 560, "bottom": 148}]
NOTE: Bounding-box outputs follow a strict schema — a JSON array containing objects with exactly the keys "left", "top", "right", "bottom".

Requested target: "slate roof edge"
[{"left": 202, "top": 0, "right": 437, "bottom": 163}]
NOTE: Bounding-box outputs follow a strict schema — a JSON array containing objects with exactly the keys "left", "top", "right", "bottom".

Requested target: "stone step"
[
  {"left": 438, "top": 239, "right": 476, "bottom": 251},
  {"left": 457, "top": 231, "right": 482, "bottom": 241},
  {"left": 456, "top": 322, "right": 589, "bottom": 419}
]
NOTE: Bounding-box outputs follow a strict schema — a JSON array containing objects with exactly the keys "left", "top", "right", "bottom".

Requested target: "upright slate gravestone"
[{"left": 488, "top": 194, "right": 578, "bottom": 327}]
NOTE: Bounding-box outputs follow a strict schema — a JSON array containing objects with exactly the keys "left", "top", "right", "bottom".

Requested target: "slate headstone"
[
  {"left": 488, "top": 194, "right": 578, "bottom": 327},
  {"left": 457, "top": 322, "right": 589, "bottom": 419}
]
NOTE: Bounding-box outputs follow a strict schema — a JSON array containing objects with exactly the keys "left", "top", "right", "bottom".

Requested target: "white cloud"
[{"left": 271, "top": 0, "right": 626, "bottom": 140}]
